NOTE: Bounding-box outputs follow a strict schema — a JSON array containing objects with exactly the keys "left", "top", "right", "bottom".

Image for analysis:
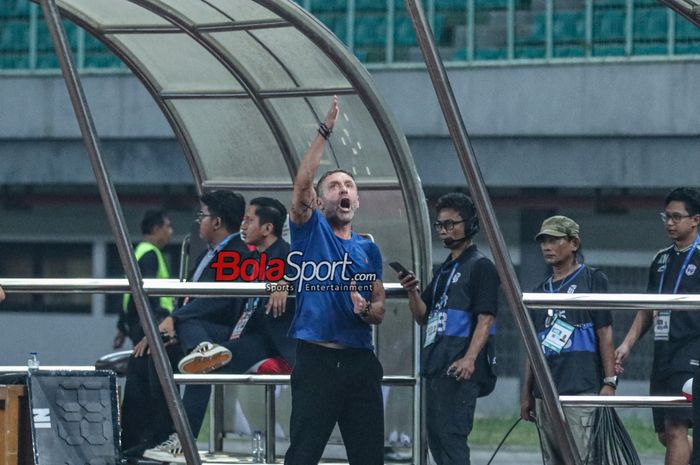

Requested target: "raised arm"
[{"left": 290, "top": 96, "right": 339, "bottom": 225}]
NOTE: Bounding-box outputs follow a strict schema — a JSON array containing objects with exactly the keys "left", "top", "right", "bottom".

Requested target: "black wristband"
[{"left": 318, "top": 122, "right": 332, "bottom": 140}]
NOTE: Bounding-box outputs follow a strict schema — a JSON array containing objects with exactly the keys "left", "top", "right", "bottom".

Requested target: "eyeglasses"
[
  {"left": 195, "top": 211, "right": 216, "bottom": 224},
  {"left": 660, "top": 212, "right": 693, "bottom": 223},
  {"left": 433, "top": 219, "right": 465, "bottom": 232}
]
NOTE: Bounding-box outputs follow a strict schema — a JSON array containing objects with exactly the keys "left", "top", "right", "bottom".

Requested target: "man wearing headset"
[{"left": 399, "top": 192, "right": 499, "bottom": 465}]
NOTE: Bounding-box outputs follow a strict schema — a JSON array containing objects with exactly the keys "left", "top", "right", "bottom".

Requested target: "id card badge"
[
  {"left": 424, "top": 311, "right": 440, "bottom": 347},
  {"left": 230, "top": 298, "right": 258, "bottom": 340},
  {"left": 654, "top": 311, "right": 671, "bottom": 341},
  {"left": 542, "top": 318, "right": 575, "bottom": 353}
]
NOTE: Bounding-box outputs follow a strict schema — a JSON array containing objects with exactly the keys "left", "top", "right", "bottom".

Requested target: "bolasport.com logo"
[{"left": 209, "top": 250, "right": 377, "bottom": 293}]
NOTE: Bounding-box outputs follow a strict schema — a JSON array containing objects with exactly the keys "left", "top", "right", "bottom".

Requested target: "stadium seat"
[
  {"left": 435, "top": 0, "right": 465, "bottom": 9},
  {"left": 592, "top": 43, "right": 625, "bottom": 56},
  {"left": 675, "top": 42, "right": 700, "bottom": 54},
  {"left": 594, "top": 9, "right": 625, "bottom": 41},
  {"left": 634, "top": 8, "right": 667, "bottom": 41},
  {"left": 0, "top": 21, "right": 29, "bottom": 51},
  {"left": 553, "top": 45, "right": 585, "bottom": 57},
  {"left": 553, "top": 11, "right": 585, "bottom": 41},
  {"left": 309, "top": 0, "right": 345, "bottom": 13},
  {"left": 515, "top": 45, "right": 545, "bottom": 59},
  {"left": 356, "top": 0, "right": 386, "bottom": 12},
  {"left": 474, "top": 47, "right": 506, "bottom": 60},
  {"left": 634, "top": 43, "right": 667, "bottom": 55},
  {"left": 394, "top": 16, "right": 417, "bottom": 46},
  {"left": 354, "top": 15, "right": 387, "bottom": 46}
]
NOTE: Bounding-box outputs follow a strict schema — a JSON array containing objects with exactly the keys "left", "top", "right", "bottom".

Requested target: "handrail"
[
  {"left": 560, "top": 395, "right": 690, "bottom": 408},
  {"left": 523, "top": 292, "right": 700, "bottom": 310},
  {"left": 172, "top": 374, "right": 416, "bottom": 386},
  {"left": 0, "top": 279, "right": 406, "bottom": 297}
]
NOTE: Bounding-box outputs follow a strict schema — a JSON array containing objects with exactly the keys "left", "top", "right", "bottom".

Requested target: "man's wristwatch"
[
  {"left": 603, "top": 376, "right": 618, "bottom": 389},
  {"left": 360, "top": 302, "right": 371, "bottom": 318}
]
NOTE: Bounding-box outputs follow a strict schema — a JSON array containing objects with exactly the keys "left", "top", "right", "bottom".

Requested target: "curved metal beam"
[{"left": 127, "top": 0, "right": 300, "bottom": 181}]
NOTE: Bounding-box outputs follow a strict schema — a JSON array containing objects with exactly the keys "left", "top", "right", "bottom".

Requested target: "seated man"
[{"left": 143, "top": 197, "right": 295, "bottom": 464}]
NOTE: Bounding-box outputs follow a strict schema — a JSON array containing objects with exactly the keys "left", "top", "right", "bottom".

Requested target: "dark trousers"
[
  {"left": 284, "top": 341, "right": 384, "bottom": 465},
  {"left": 176, "top": 318, "right": 233, "bottom": 436},
  {"left": 425, "top": 377, "right": 479, "bottom": 465},
  {"left": 120, "top": 344, "right": 183, "bottom": 450},
  {"left": 181, "top": 333, "right": 275, "bottom": 436},
  {"left": 693, "top": 364, "right": 700, "bottom": 465}
]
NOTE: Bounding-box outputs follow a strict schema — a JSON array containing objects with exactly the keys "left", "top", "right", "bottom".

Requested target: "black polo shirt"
[
  {"left": 420, "top": 245, "right": 499, "bottom": 378},
  {"left": 531, "top": 265, "right": 611, "bottom": 397},
  {"left": 648, "top": 241, "right": 700, "bottom": 374}
]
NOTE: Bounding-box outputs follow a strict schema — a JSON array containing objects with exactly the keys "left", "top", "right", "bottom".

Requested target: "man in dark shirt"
[
  {"left": 115, "top": 209, "right": 174, "bottom": 347},
  {"left": 139, "top": 190, "right": 249, "bottom": 463},
  {"left": 399, "top": 192, "right": 499, "bottom": 465},
  {"left": 616, "top": 187, "right": 700, "bottom": 465},
  {"left": 118, "top": 209, "right": 178, "bottom": 456},
  {"left": 143, "top": 196, "right": 295, "bottom": 464},
  {"left": 520, "top": 215, "right": 615, "bottom": 465}
]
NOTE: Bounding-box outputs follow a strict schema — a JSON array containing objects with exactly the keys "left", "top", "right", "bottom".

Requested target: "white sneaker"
[
  {"left": 143, "top": 433, "right": 186, "bottom": 463},
  {"left": 177, "top": 341, "right": 232, "bottom": 374}
]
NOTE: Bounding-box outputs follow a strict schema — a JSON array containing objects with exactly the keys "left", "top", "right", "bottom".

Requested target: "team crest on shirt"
[
  {"left": 687, "top": 264, "right": 697, "bottom": 276},
  {"left": 567, "top": 284, "right": 577, "bottom": 294},
  {"left": 452, "top": 272, "right": 461, "bottom": 284}
]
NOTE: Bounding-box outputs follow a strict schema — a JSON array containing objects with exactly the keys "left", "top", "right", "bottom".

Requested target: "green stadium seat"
[
  {"left": 634, "top": 43, "right": 667, "bottom": 55},
  {"left": 518, "top": 14, "right": 545, "bottom": 44},
  {"left": 0, "top": 20, "right": 29, "bottom": 51},
  {"left": 309, "top": 0, "right": 345, "bottom": 13},
  {"left": 553, "top": 45, "right": 585, "bottom": 57},
  {"left": 553, "top": 11, "right": 585, "bottom": 41},
  {"left": 474, "top": 47, "right": 506, "bottom": 60},
  {"left": 594, "top": 9, "right": 625, "bottom": 41},
  {"left": 676, "top": 16, "right": 700, "bottom": 39},
  {"left": 592, "top": 43, "right": 625, "bottom": 56},
  {"left": 0, "top": 54, "right": 28, "bottom": 69},
  {"left": 354, "top": 15, "right": 387, "bottom": 46},
  {"left": 435, "top": 0, "right": 465, "bottom": 9},
  {"left": 475, "top": 0, "right": 507, "bottom": 9},
  {"left": 394, "top": 16, "right": 417, "bottom": 46},
  {"left": 675, "top": 42, "right": 700, "bottom": 54},
  {"left": 356, "top": 0, "right": 385, "bottom": 12},
  {"left": 634, "top": 8, "right": 667, "bottom": 41},
  {"left": 515, "top": 45, "right": 545, "bottom": 59},
  {"left": 452, "top": 48, "right": 467, "bottom": 60}
]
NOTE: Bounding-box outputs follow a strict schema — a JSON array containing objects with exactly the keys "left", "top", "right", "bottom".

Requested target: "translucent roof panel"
[
  {"left": 266, "top": 95, "right": 398, "bottom": 183},
  {"left": 146, "top": 0, "right": 233, "bottom": 26},
  {"left": 250, "top": 27, "right": 351, "bottom": 90},
  {"left": 110, "top": 33, "right": 244, "bottom": 93},
  {"left": 208, "top": 30, "right": 298, "bottom": 91},
  {"left": 59, "top": 0, "right": 169, "bottom": 28},
  {"left": 166, "top": 99, "right": 291, "bottom": 185},
  {"left": 205, "top": 0, "right": 282, "bottom": 22}
]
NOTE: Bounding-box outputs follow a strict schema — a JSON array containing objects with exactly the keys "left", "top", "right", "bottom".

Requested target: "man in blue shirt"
[{"left": 284, "top": 96, "right": 386, "bottom": 465}]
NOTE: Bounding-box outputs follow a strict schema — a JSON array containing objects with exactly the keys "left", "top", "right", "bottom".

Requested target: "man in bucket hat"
[{"left": 521, "top": 215, "right": 616, "bottom": 465}]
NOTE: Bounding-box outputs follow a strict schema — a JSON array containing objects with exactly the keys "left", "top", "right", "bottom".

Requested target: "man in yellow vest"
[
  {"left": 114, "top": 209, "right": 174, "bottom": 348},
  {"left": 117, "top": 209, "right": 179, "bottom": 457}
]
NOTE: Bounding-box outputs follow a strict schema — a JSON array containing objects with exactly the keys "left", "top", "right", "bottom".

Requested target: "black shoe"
[{"left": 121, "top": 443, "right": 148, "bottom": 459}]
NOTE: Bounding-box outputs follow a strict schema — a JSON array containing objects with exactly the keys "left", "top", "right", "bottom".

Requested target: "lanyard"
[
  {"left": 432, "top": 262, "right": 459, "bottom": 310},
  {"left": 658, "top": 235, "right": 700, "bottom": 295},
  {"left": 545, "top": 264, "right": 586, "bottom": 294}
]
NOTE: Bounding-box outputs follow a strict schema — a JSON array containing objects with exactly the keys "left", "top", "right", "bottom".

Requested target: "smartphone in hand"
[{"left": 389, "top": 262, "right": 411, "bottom": 277}]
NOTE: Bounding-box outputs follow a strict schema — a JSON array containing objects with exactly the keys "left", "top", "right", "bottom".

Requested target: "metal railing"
[{"left": 173, "top": 374, "right": 416, "bottom": 464}]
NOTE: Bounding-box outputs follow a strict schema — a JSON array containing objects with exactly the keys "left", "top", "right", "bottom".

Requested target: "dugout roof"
[{"left": 46, "top": 0, "right": 431, "bottom": 277}]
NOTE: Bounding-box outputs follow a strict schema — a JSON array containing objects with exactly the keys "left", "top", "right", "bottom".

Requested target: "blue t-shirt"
[{"left": 288, "top": 210, "right": 383, "bottom": 349}]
